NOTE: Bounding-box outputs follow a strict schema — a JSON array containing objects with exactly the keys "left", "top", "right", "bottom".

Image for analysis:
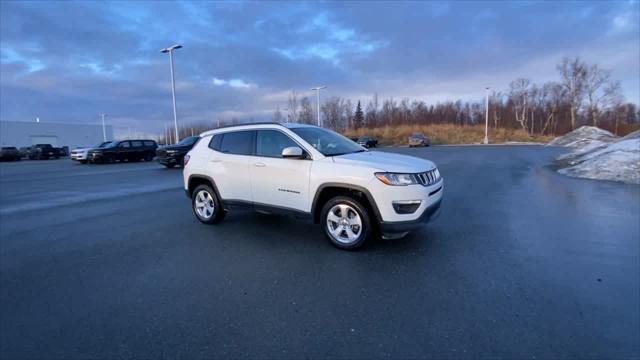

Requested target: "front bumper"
[
  {"left": 157, "top": 154, "right": 181, "bottom": 165},
  {"left": 369, "top": 177, "right": 444, "bottom": 238},
  {"left": 379, "top": 198, "right": 442, "bottom": 237},
  {"left": 71, "top": 152, "right": 88, "bottom": 161}
]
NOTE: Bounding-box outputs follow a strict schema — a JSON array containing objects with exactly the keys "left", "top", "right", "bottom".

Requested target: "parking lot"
[{"left": 1, "top": 146, "right": 638, "bottom": 359}]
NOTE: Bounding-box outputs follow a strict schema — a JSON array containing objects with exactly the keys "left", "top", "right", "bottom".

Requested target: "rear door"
[
  {"left": 249, "top": 129, "right": 312, "bottom": 212},
  {"left": 207, "top": 131, "right": 254, "bottom": 202}
]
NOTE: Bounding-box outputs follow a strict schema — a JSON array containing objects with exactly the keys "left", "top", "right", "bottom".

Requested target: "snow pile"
[
  {"left": 548, "top": 126, "right": 617, "bottom": 147},
  {"left": 553, "top": 127, "right": 640, "bottom": 184}
]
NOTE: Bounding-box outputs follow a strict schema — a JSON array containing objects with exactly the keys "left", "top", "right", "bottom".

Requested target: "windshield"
[
  {"left": 291, "top": 127, "right": 365, "bottom": 156},
  {"left": 104, "top": 141, "right": 119, "bottom": 148},
  {"left": 178, "top": 136, "right": 199, "bottom": 146}
]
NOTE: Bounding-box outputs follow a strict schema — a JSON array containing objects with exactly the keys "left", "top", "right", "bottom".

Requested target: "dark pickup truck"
[
  {"left": 156, "top": 136, "right": 199, "bottom": 168},
  {"left": 88, "top": 139, "right": 158, "bottom": 163},
  {"left": 28, "top": 144, "right": 62, "bottom": 160}
]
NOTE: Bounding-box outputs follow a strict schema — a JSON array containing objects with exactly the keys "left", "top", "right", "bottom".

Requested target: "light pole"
[
  {"left": 484, "top": 87, "right": 490, "bottom": 144},
  {"left": 311, "top": 86, "right": 326, "bottom": 127},
  {"left": 160, "top": 44, "right": 183, "bottom": 144},
  {"left": 99, "top": 113, "right": 107, "bottom": 141}
]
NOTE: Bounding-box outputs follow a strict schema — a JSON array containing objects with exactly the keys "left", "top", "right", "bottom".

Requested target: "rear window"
[
  {"left": 2, "top": 147, "right": 16, "bottom": 150},
  {"left": 131, "top": 141, "right": 143, "bottom": 147},
  {"left": 219, "top": 131, "right": 254, "bottom": 155}
]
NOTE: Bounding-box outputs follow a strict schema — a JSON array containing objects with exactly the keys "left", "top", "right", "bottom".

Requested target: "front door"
[{"left": 249, "top": 130, "right": 311, "bottom": 212}]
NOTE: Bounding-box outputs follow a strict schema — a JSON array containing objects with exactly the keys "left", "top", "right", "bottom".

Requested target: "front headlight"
[{"left": 374, "top": 172, "right": 418, "bottom": 186}]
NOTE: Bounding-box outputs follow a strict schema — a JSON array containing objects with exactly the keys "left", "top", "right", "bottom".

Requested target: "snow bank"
[
  {"left": 548, "top": 126, "right": 617, "bottom": 147},
  {"left": 552, "top": 127, "right": 640, "bottom": 184}
]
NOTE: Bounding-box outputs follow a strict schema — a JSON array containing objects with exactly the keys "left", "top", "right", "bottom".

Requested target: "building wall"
[{"left": 0, "top": 121, "right": 114, "bottom": 148}]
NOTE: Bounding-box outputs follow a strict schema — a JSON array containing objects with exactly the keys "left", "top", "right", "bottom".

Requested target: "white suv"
[{"left": 183, "top": 123, "right": 443, "bottom": 250}]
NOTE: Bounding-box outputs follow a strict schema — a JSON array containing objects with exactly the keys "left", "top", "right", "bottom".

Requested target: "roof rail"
[
  {"left": 198, "top": 122, "right": 290, "bottom": 136},
  {"left": 214, "top": 121, "right": 286, "bottom": 130}
]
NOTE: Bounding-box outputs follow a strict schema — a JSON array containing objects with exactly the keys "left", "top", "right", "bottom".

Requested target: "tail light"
[{"left": 183, "top": 154, "right": 190, "bottom": 166}]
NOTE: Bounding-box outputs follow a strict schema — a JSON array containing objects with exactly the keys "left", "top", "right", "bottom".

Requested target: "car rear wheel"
[
  {"left": 163, "top": 163, "right": 176, "bottom": 168},
  {"left": 321, "top": 196, "right": 372, "bottom": 250},
  {"left": 144, "top": 154, "right": 153, "bottom": 162},
  {"left": 192, "top": 185, "right": 225, "bottom": 224}
]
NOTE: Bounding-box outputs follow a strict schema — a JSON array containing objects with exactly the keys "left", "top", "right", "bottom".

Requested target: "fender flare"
[{"left": 311, "top": 182, "right": 382, "bottom": 223}]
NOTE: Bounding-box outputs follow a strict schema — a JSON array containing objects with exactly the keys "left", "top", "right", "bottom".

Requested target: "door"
[
  {"left": 130, "top": 140, "right": 144, "bottom": 159},
  {"left": 30, "top": 136, "right": 58, "bottom": 147},
  {"left": 207, "top": 131, "right": 254, "bottom": 202},
  {"left": 116, "top": 141, "right": 130, "bottom": 161},
  {"left": 249, "top": 130, "right": 312, "bottom": 212}
]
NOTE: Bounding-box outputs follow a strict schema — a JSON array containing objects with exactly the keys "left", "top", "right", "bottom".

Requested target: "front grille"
[{"left": 416, "top": 169, "right": 440, "bottom": 186}]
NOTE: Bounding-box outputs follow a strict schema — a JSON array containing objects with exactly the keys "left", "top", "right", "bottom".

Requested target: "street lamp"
[
  {"left": 484, "top": 87, "right": 490, "bottom": 144},
  {"left": 160, "top": 44, "right": 183, "bottom": 144},
  {"left": 310, "top": 86, "right": 326, "bottom": 127},
  {"left": 99, "top": 113, "right": 107, "bottom": 141}
]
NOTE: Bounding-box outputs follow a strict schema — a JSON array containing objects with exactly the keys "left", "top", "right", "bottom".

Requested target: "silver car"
[{"left": 408, "top": 133, "right": 430, "bottom": 147}]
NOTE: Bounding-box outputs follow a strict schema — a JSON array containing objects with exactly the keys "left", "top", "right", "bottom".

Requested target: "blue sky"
[{"left": 1, "top": 0, "right": 638, "bottom": 135}]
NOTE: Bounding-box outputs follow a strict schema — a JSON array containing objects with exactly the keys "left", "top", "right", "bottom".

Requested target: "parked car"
[
  {"left": 18, "top": 147, "right": 31, "bottom": 159},
  {"left": 357, "top": 136, "right": 378, "bottom": 148},
  {"left": 183, "top": 123, "right": 443, "bottom": 250},
  {"left": 57, "top": 146, "right": 69, "bottom": 157},
  {"left": 0, "top": 147, "right": 21, "bottom": 161},
  {"left": 87, "top": 140, "right": 158, "bottom": 163},
  {"left": 28, "top": 144, "right": 61, "bottom": 160},
  {"left": 156, "top": 136, "right": 200, "bottom": 168},
  {"left": 408, "top": 133, "right": 430, "bottom": 147},
  {"left": 71, "top": 141, "right": 112, "bottom": 164}
]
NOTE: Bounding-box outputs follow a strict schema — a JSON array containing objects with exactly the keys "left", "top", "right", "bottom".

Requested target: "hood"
[{"left": 332, "top": 151, "right": 436, "bottom": 173}]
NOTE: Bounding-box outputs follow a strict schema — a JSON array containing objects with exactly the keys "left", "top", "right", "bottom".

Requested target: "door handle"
[{"left": 253, "top": 162, "right": 266, "bottom": 167}]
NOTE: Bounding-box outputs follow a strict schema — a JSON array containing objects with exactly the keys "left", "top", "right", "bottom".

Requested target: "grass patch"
[{"left": 343, "top": 124, "right": 554, "bottom": 146}]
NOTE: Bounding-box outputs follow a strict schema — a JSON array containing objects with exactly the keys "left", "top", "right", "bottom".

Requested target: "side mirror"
[{"left": 282, "top": 146, "right": 304, "bottom": 159}]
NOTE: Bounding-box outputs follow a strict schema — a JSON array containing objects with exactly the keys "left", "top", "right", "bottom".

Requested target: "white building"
[{"left": 0, "top": 121, "right": 113, "bottom": 148}]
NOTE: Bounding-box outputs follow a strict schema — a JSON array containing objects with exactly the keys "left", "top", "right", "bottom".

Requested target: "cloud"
[{"left": 0, "top": 0, "right": 638, "bottom": 137}]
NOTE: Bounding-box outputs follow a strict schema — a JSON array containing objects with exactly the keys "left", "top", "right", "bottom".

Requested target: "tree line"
[{"left": 275, "top": 57, "right": 638, "bottom": 136}]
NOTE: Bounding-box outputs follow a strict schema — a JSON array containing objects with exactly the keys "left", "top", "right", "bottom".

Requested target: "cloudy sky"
[{"left": 1, "top": 0, "right": 638, "bottom": 136}]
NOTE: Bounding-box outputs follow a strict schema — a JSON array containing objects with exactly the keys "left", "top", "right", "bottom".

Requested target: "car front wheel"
[
  {"left": 321, "top": 196, "right": 372, "bottom": 250},
  {"left": 192, "top": 185, "right": 225, "bottom": 224}
]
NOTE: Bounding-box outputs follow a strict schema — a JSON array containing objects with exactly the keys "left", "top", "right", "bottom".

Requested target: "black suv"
[
  {"left": 28, "top": 144, "right": 61, "bottom": 160},
  {"left": 357, "top": 136, "right": 378, "bottom": 148},
  {"left": 88, "top": 140, "right": 158, "bottom": 163},
  {"left": 156, "top": 136, "right": 199, "bottom": 168}
]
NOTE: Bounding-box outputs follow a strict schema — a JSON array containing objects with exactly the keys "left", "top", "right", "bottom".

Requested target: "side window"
[
  {"left": 219, "top": 131, "right": 254, "bottom": 155},
  {"left": 131, "top": 141, "right": 143, "bottom": 148},
  {"left": 256, "top": 130, "right": 298, "bottom": 158},
  {"left": 208, "top": 134, "right": 222, "bottom": 151},
  {"left": 143, "top": 141, "right": 156, "bottom": 147},
  {"left": 118, "top": 141, "right": 130, "bottom": 148}
]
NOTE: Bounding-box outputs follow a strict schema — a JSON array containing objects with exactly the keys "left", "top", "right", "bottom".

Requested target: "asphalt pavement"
[{"left": 1, "top": 146, "right": 638, "bottom": 359}]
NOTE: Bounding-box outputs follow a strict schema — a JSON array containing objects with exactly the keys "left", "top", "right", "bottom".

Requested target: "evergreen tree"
[{"left": 353, "top": 100, "right": 364, "bottom": 129}]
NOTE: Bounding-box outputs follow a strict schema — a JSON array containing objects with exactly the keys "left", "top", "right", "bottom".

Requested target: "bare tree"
[
  {"left": 583, "top": 64, "right": 612, "bottom": 126},
  {"left": 509, "top": 78, "right": 531, "bottom": 132},
  {"left": 299, "top": 96, "right": 314, "bottom": 124},
  {"left": 558, "top": 57, "right": 587, "bottom": 130},
  {"left": 287, "top": 91, "right": 299, "bottom": 123},
  {"left": 272, "top": 108, "right": 284, "bottom": 123},
  {"left": 321, "top": 97, "right": 344, "bottom": 131}
]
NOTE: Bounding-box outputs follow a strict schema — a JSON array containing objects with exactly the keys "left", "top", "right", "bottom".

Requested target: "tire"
[
  {"left": 192, "top": 184, "right": 225, "bottom": 224},
  {"left": 79, "top": 160, "right": 87, "bottom": 164},
  {"left": 320, "top": 195, "right": 372, "bottom": 250},
  {"left": 163, "top": 163, "right": 175, "bottom": 168},
  {"left": 144, "top": 153, "right": 154, "bottom": 162}
]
